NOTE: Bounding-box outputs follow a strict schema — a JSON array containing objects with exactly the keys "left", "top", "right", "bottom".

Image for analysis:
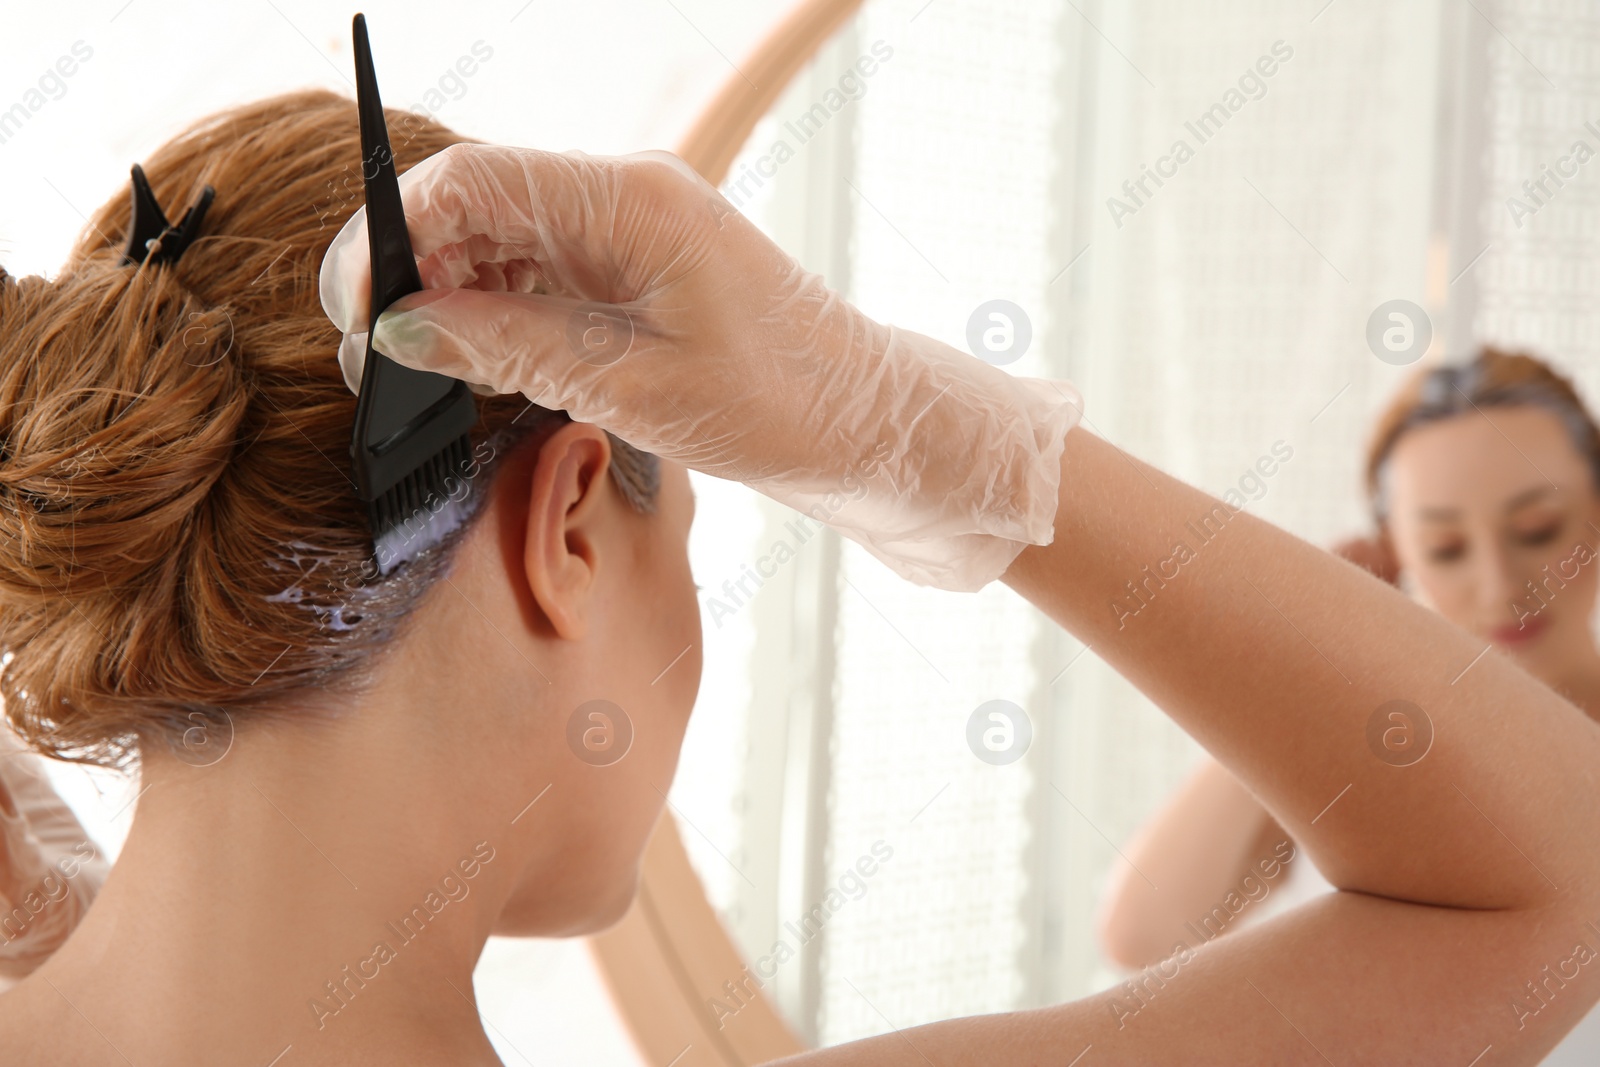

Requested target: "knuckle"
[
  {"left": 623, "top": 154, "right": 713, "bottom": 234},
  {"left": 631, "top": 152, "right": 697, "bottom": 199},
  {"left": 434, "top": 141, "right": 474, "bottom": 166}
]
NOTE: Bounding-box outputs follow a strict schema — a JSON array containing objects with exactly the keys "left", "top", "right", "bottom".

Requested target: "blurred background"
[{"left": 4, "top": 0, "right": 1599, "bottom": 1062}]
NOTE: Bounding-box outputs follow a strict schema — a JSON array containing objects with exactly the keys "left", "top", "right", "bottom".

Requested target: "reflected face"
[
  {"left": 1384, "top": 405, "right": 1600, "bottom": 680},
  {"left": 496, "top": 457, "right": 702, "bottom": 937}
]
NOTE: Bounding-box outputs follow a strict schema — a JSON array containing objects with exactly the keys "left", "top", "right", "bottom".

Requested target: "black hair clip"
[{"left": 120, "top": 163, "right": 215, "bottom": 266}]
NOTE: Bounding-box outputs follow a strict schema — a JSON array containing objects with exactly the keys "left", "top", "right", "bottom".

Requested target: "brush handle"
[
  {"left": 353, "top": 12, "right": 424, "bottom": 335},
  {"left": 347, "top": 12, "right": 477, "bottom": 512}
]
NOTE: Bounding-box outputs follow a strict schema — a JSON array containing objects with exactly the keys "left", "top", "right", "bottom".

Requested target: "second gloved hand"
[
  {"left": 0, "top": 728, "right": 109, "bottom": 985},
  {"left": 319, "top": 143, "right": 1083, "bottom": 591}
]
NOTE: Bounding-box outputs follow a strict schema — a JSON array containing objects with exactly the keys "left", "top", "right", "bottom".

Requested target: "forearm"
[
  {"left": 1004, "top": 426, "right": 1600, "bottom": 910},
  {"left": 1098, "top": 757, "right": 1278, "bottom": 968}
]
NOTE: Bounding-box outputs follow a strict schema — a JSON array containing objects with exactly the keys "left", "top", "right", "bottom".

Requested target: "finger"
[
  {"left": 624, "top": 148, "right": 710, "bottom": 188},
  {"left": 323, "top": 210, "right": 543, "bottom": 336},
  {"left": 0, "top": 771, "right": 17, "bottom": 821},
  {"left": 0, "top": 791, "right": 46, "bottom": 898},
  {"left": 336, "top": 329, "right": 367, "bottom": 394},
  {"left": 336, "top": 326, "right": 504, "bottom": 398},
  {"left": 320, "top": 144, "right": 636, "bottom": 335},
  {"left": 320, "top": 205, "right": 371, "bottom": 334},
  {"left": 372, "top": 287, "right": 613, "bottom": 404}
]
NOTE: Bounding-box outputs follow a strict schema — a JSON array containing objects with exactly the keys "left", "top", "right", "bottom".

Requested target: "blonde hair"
[{"left": 0, "top": 89, "right": 658, "bottom": 768}]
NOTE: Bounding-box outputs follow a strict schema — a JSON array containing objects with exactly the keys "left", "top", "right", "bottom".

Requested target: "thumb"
[
  {"left": 337, "top": 328, "right": 499, "bottom": 398},
  {"left": 372, "top": 287, "right": 640, "bottom": 401}
]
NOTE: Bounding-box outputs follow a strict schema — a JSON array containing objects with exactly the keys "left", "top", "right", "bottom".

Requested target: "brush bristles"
[{"left": 368, "top": 434, "right": 475, "bottom": 576}]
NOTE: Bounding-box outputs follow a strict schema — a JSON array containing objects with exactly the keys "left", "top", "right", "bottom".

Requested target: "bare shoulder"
[{"left": 0, "top": 975, "right": 105, "bottom": 1064}]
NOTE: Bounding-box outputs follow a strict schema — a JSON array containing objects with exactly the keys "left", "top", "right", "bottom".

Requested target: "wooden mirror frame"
[{"left": 587, "top": 1, "right": 865, "bottom": 1063}]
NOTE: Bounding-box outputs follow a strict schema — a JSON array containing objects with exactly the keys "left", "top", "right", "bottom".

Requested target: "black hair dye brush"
[{"left": 349, "top": 12, "right": 479, "bottom": 575}]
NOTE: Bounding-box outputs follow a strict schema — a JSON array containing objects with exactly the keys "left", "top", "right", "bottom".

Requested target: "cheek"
[
  {"left": 1400, "top": 553, "right": 1469, "bottom": 617},
  {"left": 1538, "top": 543, "right": 1600, "bottom": 610},
  {"left": 635, "top": 542, "right": 702, "bottom": 711},
  {"left": 1391, "top": 534, "right": 1442, "bottom": 589},
  {"left": 1574, "top": 556, "right": 1600, "bottom": 600}
]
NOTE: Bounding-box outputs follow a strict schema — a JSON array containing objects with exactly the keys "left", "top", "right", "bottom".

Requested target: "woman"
[
  {"left": 0, "top": 92, "right": 1595, "bottom": 1064},
  {"left": 1097, "top": 347, "right": 1600, "bottom": 1061}
]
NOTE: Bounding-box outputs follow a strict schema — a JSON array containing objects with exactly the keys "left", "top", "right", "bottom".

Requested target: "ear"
[{"left": 522, "top": 422, "right": 614, "bottom": 641}]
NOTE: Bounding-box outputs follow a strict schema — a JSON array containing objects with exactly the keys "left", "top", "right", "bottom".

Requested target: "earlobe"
[{"left": 522, "top": 424, "right": 614, "bottom": 641}]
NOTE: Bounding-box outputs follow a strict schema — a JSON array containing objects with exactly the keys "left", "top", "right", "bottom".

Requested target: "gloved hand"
[
  {"left": 0, "top": 727, "right": 109, "bottom": 984},
  {"left": 319, "top": 143, "right": 1083, "bottom": 591}
]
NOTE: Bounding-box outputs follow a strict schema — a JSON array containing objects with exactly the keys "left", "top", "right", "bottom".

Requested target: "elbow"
[{"left": 1095, "top": 896, "right": 1165, "bottom": 971}]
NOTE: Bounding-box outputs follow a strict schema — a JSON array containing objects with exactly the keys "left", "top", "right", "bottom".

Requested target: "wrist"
[{"left": 809, "top": 324, "right": 1083, "bottom": 590}]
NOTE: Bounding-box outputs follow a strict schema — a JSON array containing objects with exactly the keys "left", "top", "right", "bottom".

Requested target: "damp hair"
[
  {"left": 0, "top": 89, "right": 660, "bottom": 770},
  {"left": 1364, "top": 345, "right": 1600, "bottom": 523}
]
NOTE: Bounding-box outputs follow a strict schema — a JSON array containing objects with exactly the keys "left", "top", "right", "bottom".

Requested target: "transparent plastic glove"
[
  {"left": 319, "top": 143, "right": 1083, "bottom": 591},
  {"left": 0, "top": 728, "right": 109, "bottom": 984}
]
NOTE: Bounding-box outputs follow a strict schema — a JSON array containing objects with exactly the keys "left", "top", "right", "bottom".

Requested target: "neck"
[{"left": 34, "top": 700, "right": 541, "bottom": 1061}]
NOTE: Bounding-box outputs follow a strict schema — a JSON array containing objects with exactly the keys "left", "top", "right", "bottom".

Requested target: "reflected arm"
[{"left": 1095, "top": 755, "right": 1286, "bottom": 970}]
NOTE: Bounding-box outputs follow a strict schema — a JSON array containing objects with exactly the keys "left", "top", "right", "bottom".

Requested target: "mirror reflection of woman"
[{"left": 1099, "top": 347, "right": 1600, "bottom": 1062}]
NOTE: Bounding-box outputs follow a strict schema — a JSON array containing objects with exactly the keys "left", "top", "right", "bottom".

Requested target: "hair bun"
[
  {"left": 0, "top": 258, "right": 248, "bottom": 596},
  {"left": 0, "top": 88, "right": 632, "bottom": 770}
]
